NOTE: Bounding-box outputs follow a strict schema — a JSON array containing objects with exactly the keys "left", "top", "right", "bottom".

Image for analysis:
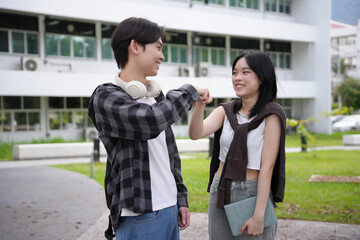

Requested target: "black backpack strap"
[{"left": 104, "top": 215, "right": 115, "bottom": 240}]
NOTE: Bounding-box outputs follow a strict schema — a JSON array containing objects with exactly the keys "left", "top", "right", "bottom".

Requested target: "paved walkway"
[{"left": 0, "top": 146, "right": 359, "bottom": 240}]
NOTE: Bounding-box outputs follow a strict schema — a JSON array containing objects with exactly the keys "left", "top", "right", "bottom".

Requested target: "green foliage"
[
  {"left": 332, "top": 58, "right": 347, "bottom": 76},
  {"left": 335, "top": 77, "right": 360, "bottom": 110},
  {"left": 286, "top": 117, "right": 317, "bottom": 152},
  {"left": 321, "top": 106, "right": 353, "bottom": 118}
]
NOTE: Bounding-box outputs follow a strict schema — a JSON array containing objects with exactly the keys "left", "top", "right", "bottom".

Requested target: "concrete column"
[
  {"left": 38, "top": 15, "right": 45, "bottom": 59},
  {"left": 187, "top": 31, "right": 193, "bottom": 65},
  {"left": 225, "top": 35, "right": 230, "bottom": 67},
  {"left": 95, "top": 22, "right": 102, "bottom": 62}
]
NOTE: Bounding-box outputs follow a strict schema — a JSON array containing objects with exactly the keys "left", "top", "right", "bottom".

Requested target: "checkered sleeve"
[
  {"left": 92, "top": 83, "right": 198, "bottom": 140},
  {"left": 166, "top": 128, "right": 189, "bottom": 208}
]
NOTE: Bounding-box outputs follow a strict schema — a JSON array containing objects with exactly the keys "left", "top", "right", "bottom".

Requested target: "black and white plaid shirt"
[{"left": 88, "top": 82, "right": 199, "bottom": 231}]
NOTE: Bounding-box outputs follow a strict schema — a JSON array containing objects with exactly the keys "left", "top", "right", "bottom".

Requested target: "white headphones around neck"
[{"left": 114, "top": 74, "right": 161, "bottom": 99}]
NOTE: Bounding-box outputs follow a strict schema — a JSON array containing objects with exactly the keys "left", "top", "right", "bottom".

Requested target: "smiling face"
[
  {"left": 232, "top": 57, "right": 262, "bottom": 100},
  {"left": 137, "top": 37, "right": 165, "bottom": 77}
]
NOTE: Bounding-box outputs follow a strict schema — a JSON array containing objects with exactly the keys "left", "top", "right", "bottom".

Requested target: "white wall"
[
  {"left": 312, "top": 0, "right": 332, "bottom": 133},
  {"left": 1, "top": 0, "right": 316, "bottom": 42}
]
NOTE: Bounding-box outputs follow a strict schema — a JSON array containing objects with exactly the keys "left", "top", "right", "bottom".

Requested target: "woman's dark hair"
[
  {"left": 232, "top": 50, "right": 277, "bottom": 118},
  {"left": 111, "top": 17, "right": 166, "bottom": 69}
]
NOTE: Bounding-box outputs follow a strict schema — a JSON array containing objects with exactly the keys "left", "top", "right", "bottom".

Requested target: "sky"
[{"left": 331, "top": 0, "right": 360, "bottom": 25}]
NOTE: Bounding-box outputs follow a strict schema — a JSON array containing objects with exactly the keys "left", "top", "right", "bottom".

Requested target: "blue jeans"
[
  {"left": 115, "top": 205, "right": 179, "bottom": 240},
  {"left": 208, "top": 175, "right": 277, "bottom": 240}
]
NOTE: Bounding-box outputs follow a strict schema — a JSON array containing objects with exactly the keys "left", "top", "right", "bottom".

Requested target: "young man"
[{"left": 88, "top": 17, "right": 211, "bottom": 240}]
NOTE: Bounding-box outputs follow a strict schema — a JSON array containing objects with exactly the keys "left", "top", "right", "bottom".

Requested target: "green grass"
[
  {"left": 285, "top": 130, "right": 359, "bottom": 148},
  {"left": 51, "top": 150, "right": 360, "bottom": 224},
  {"left": 1, "top": 131, "right": 359, "bottom": 160}
]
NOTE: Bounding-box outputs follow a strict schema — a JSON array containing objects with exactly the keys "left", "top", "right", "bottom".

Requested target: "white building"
[
  {"left": 330, "top": 20, "right": 360, "bottom": 92},
  {"left": 0, "top": 0, "right": 331, "bottom": 142}
]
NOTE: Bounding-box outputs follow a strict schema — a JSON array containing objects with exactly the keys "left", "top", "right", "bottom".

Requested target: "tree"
[
  {"left": 287, "top": 117, "right": 317, "bottom": 153},
  {"left": 335, "top": 77, "right": 360, "bottom": 110}
]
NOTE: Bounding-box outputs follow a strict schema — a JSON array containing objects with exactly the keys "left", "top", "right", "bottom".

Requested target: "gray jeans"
[{"left": 208, "top": 175, "right": 277, "bottom": 240}]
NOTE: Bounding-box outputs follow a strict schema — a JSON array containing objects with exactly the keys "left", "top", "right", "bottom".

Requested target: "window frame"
[
  {"left": 0, "top": 96, "right": 41, "bottom": 132},
  {"left": 193, "top": 46, "right": 226, "bottom": 66},
  {"left": 163, "top": 43, "right": 188, "bottom": 64},
  {"left": 45, "top": 33, "right": 96, "bottom": 59},
  {"left": 265, "top": 0, "right": 291, "bottom": 14},
  {"left": 0, "top": 28, "right": 39, "bottom": 55}
]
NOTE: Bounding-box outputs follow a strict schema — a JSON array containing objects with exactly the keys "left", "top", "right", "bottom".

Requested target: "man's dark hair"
[
  {"left": 111, "top": 17, "right": 165, "bottom": 69},
  {"left": 232, "top": 50, "right": 277, "bottom": 118}
]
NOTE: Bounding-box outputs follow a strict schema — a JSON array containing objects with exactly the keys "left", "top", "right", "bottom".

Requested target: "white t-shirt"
[
  {"left": 121, "top": 97, "right": 177, "bottom": 216},
  {"left": 219, "top": 112, "right": 265, "bottom": 170}
]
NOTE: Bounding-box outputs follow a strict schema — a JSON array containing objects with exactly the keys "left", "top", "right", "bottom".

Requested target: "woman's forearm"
[{"left": 189, "top": 102, "right": 205, "bottom": 140}]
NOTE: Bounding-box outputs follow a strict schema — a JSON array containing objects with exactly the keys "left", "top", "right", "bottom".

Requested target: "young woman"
[{"left": 189, "top": 51, "right": 286, "bottom": 239}]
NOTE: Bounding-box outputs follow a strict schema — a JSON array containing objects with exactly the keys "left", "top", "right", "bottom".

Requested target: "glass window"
[
  {"left": 194, "top": 48, "right": 200, "bottom": 64},
  {"left": 266, "top": 0, "right": 290, "bottom": 14},
  {"left": 49, "top": 97, "right": 64, "bottom": 109},
  {"left": 12, "top": 32, "right": 25, "bottom": 53},
  {"left": 163, "top": 44, "right": 187, "bottom": 64},
  {"left": 2, "top": 112, "right": 11, "bottom": 131},
  {"left": 73, "top": 37, "right": 84, "bottom": 57},
  {"left": 279, "top": 54, "right": 284, "bottom": 68},
  {"left": 49, "top": 112, "right": 60, "bottom": 129},
  {"left": 62, "top": 112, "right": 73, "bottom": 129},
  {"left": 279, "top": 0, "right": 290, "bottom": 13},
  {"left": 46, "top": 34, "right": 58, "bottom": 56},
  {"left": 46, "top": 18, "right": 95, "bottom": 37},
  {"left": 29, "top": 112, "right": 40, "bottom": 131},
  {"left": 219, "top": 49, "right": 225, "bottom": 65},
  {"left": 82, "top": 97, "right": 90, "bottom": 109},
  {"left": 27, "top": 33, "right": 38, "bottom": 54},
  {"left": 171, "top": 45, "right": 178, "bottom": 63},
  {"left": 211, "top": 49, "right": 217, "bottom": 65},
  {"left": 85, "top": 38, "right": 95, "bottom": 58},
  {"left": 24, "top": 97, "right": 40, "bottom": 109},
  {"left": 4, "top": 96, "right": 21, "bottom": 109},
  {"left": 209, "top": 0, "right": 224, "bottom": 5},
  {"left": 247, "top": 0, "right": 258, "bottom": 9},
  {"left": 15, "top": 112, "right": 27, "bottom": 131},
  {"left": 266, "top": 0, "right": 276, "bottom": 11},
  {"left": 60, "top": 35, "right": 70, "bottom": 56},
  {"left": 269, "top": 53, "right": 277, "bottom": 68},
  {"left": 163, "top": 45, "right": 168, "bottom": 62},
  {"left": 0, "top": 30, "right": 8, "bottom": 52},
  {"left": 285, "top": 0, "right": 290, "bottom": 13},
  {"left": 180, "top": 46, "right": 187, "bottom": 63},
  {"left": 66, "top": 97, "right": 80, "bottom": 108},
  {"left": 102, "top": 39, "right": 113, "bottom": 59},
  {"left": 202, "top": 48, "right": 208, "bottom": 62},
  {"left": 75, "top": 112, "right": 85, "bottom": 128},
  {"left": 231, "top": 50, "right": 237, "bottom": 63},
  {"left": 285, "top": 54, "right": 291, "bottom": 69}
]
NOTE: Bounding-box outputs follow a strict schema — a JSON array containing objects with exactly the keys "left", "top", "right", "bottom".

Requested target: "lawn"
[
  {"left": 53, "top": 150, "right": 360, "bottom": 224},
  {"left": 0, "top": 131, "right": 359, "bottom": 160},
  {"left": 285, "top": 130, "right": 359, "bottom": 148}
]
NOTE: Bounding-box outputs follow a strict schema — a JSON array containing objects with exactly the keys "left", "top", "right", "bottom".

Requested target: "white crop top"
[{"left": 219, "top": 112, "right": 265, "bottom": 170}]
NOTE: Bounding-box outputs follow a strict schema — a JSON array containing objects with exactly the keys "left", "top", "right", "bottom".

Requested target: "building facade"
[
  {"left": 330, "top": 20, "right": 360, "bottom": 101},
  {"left": 0, "top": 0, "right": 331, "bottom": 142}
]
